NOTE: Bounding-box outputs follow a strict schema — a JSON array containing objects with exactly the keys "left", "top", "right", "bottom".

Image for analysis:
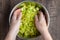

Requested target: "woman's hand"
[
  {"left": 5, "top": 9, "right": 22, "bottom": 40},
  {"left": 35, "top": 11, "right": 48, "bottom": 33},
  {"left": 10, "top": 9, "right": 22, "bottom": 34},
  {"left": 35, "top": 11, "right": 53, "bottom": 40}
]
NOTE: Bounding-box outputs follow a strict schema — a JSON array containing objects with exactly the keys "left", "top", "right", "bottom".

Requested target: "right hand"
[
  {"left": 35, "top": 11, "right": 53, "bottom": 40},
  {"left": 35, "top": 11, "right": 48, "bottom": 34}
]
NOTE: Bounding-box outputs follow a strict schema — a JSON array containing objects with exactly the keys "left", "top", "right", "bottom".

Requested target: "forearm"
[
  {"left": 5, "top": 31, "right": 16, "bottom": 40},
  {"left": 41, "top": 29, "right": 53, "bottom": 40},
  {"left": 5, "top": 28, "right": 18, "bottom": 40}
]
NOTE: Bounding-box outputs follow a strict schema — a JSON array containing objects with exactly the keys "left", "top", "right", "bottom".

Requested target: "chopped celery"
[{"left": 18, "top": 2, "right": 42, "bottom": 38}]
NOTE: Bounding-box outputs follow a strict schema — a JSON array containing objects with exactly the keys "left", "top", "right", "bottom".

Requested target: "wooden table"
[{"left": 0, "top": 0, "right": 60, "bottom": 40}]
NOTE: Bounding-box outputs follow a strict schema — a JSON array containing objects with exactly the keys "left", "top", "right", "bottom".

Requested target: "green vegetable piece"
[{"left": 18, "top": 2, "right": 42, "bottom": 38}]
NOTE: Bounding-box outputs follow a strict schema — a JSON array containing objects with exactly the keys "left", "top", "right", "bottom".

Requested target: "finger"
[
  {"left": 35, "top": 15, "right": 38, "bottom": 24},
  {"left": 39, "top": 11, "right": 47, "bottom": 26},
  {"left": 39, "top": 11, "right": 45, "bottom": 22},
  {"left": 14, "top": 9, "right": 21, "bottom": 17},
  {"left": 18, "top": 12, "right": 22, "bottom": 21},
  {"left": 13, "top": 9, "right": 21, "bottom": 20},
  {"left": 39, "top": 11, "right": 44, "bottom": 20}
]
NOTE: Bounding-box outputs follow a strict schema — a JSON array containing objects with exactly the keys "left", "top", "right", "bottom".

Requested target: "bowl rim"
[{"left": 9, "top": 1, "right": 50, "bottom": 40}]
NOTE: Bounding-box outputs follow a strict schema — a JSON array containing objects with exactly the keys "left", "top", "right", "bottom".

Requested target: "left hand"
[
  {"left": 5, "top": 9, "right": 22, "bottom": 40},
  {"left": 9, "top": 9, "right": 22, "bottom": 35}
]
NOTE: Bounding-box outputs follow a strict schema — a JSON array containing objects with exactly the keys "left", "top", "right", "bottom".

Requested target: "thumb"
[{"left": 39, "top": 11, "right": 46, "bottom": 23}]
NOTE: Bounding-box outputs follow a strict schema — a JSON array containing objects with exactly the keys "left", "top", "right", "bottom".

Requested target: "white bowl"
[{"left": 9, "top": 1, "right": 50, "bottom": 40}]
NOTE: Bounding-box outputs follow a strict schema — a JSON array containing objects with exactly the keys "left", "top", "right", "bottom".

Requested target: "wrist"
[
  {"left": 9, "top": 28, "right": 19, "bottom": 36},
  {"left": 9, "top": 25, "right": 19, "bottom": 34},
  {"left": 8, "top": 30, "right": 17, "bottom": 37},
  {"left": 40, "top": 27, "right": 48, "bottom": 34},
  {"left": 40, "top": 28, "right": 53, "bottom": 40}
]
